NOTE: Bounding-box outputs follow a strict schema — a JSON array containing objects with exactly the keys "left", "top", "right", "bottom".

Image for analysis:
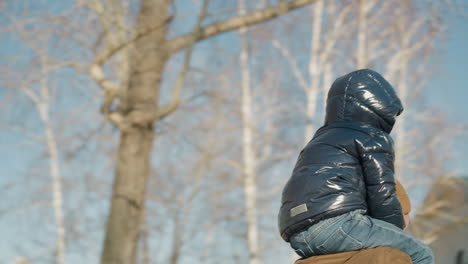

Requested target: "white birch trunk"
[
  {"left": 30, "top": 75, "right": 65, "bottom": 264},
  {"left": 323, "top": 62, "right": 333, "bottom": 111},
  {"left": 239, "top": 1, "right": 260, "bottom": 264},
  {"left": 394, "top": 8, "right": 409, "bottom": 177},
  {"left": 42, "top": 113, "right": 66, "bottom": 264},
  {"left": 294, "top": 2, "right": 324, "bottom": 260},
  {"left": 25, "top": 55, "right": 66, "bottom": 264},
  {"left": 304, "top": 0, "right": 324, "bottom": 144},
  {"left": 395, "top": 72, "right": 407, "bottom": 177},
  {"left": 357, "top": 0, "right": 368, "bottom": 68}
]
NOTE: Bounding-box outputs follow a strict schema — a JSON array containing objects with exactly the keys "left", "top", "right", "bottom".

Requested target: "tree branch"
[
  {"left": 84, "top": 62, "right": 128, "bottom": 129},
  {"left": 155, "top": 0, "right": 210, "bottom": 120},
  {"left": 167, "top": 0, "right": 318, "bottom": 55},
  {"left": 271, "top": 39, "right": 308, "bottom": 93}
]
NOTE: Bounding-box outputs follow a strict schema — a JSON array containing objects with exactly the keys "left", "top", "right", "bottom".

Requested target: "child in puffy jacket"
[{"left": 278, "top": 69, "right": 434, "bottom": 264}]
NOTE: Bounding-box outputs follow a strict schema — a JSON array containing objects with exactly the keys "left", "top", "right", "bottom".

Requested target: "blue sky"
[
  {"left": 429, "top": 15, "right": 468, "bottom": 122},
  {"left": 426, "top": 14, "right": 468, "bottom": 175}
]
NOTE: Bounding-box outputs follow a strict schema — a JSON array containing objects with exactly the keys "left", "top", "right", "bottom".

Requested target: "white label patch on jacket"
[{"left": 290, "top": 203, "right": 308, "bottom": 217}]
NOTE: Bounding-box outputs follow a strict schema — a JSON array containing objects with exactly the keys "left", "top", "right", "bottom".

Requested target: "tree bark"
[{"left": 100, "top": 1, "right": 169, "bottom": 263}]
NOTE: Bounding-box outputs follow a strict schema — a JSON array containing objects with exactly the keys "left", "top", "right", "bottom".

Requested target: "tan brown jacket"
[
  {"left": 294, "top": 180, "right": 412, "bottom": 264},
  {"left": 395, "top": 180, "right": 411, "bottom": 214},
  {"left": 295, "top": 247, "right": 411, "bottom": 264}
]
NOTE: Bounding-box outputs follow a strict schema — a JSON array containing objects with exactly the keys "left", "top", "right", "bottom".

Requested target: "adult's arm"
[{"left": 395, "top": 180, "right": 411, "bottom": 214}]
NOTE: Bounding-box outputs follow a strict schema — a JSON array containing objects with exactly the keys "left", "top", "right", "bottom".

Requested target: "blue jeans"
[{"left": 290, "top": 210, "right": 434, "bottom": 264}]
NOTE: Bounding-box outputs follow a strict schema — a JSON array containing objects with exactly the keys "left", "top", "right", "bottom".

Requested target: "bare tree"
[
  {"left": 143, "top": 81, "right": 244, "bottom": 264},
  {"left": 65, "top": 1, "right": 321, "bottom": 263},
  {"left": 238, "top": 1, "right": 262, "bottom": 263},
  {"left": 386, "top": 4, "right": 441, "bottom": 181},
  {"left": 30, "top": 56, "right": 66, "bottom": 264},
  {"left": 268, "top": 1, "right": 355, "bottom": 143},
  {"left": 2, "top": 22, "right": 67, "bottom": 264}
]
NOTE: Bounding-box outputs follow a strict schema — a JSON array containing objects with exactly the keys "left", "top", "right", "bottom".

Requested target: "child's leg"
[
  {"left": 290, "top": 210, "right": 434, "bottom": 264},
  {"left": 290, "top": 210, "right": 367, "bottom": 257},
  {"left": 349, "top": 212, "right": 434, "bottom": 264}
]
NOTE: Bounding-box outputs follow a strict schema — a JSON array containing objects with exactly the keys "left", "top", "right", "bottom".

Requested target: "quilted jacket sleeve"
[{"left": 356, "top": 135, "right": 405, "bottom": 229}]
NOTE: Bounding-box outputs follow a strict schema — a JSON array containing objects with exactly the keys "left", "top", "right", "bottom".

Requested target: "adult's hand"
[{"left": 403, "top": 214, "right": 411, "bottom": 232}]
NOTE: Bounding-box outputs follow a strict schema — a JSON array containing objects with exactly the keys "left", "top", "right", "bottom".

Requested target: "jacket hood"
[{"left": 324, "top": 69, "right": 403, "bottom": 133}]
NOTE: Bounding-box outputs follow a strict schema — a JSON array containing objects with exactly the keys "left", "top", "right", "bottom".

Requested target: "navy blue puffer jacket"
[{"left": 278, "top": 69, "right": 405, "bottom": 242}]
